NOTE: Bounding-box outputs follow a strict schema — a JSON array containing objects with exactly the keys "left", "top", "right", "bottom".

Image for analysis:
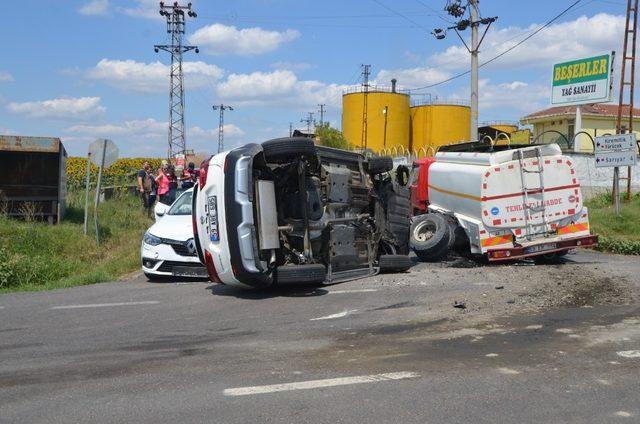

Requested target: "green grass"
[
  {"left": 0, "top": 190, "right": 153, "bottom": 292},
  {"left": 586, "top": 192, "right": 640, "bottom": 255}
]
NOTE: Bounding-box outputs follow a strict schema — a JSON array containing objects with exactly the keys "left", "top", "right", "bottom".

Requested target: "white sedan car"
[{"left": 141, "top": 188, "right": 207, "bottom": 280}]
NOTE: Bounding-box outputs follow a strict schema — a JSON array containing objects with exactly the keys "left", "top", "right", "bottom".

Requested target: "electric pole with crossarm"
[
  {"left": 154, "top": 1, "right": 198, "bottom": 160},
  {"left": 213, "top": 104, "right": 234, "bottom": 153}
]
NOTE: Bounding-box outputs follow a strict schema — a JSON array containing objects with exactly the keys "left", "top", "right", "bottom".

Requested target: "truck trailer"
[{"left": 408, "top": 142, "right": 597, "bottom": 262}]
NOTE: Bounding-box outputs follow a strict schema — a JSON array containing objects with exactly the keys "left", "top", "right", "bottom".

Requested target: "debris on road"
[{"left": 453, "top": 300, "right": 467, "bottom": 309}]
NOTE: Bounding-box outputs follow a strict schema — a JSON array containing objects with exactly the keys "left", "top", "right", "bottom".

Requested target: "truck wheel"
[
  {"left": 378, "top": 254, "right": 412, "bottom": 273},
  {"left": 275, "top": 264, "right": 327, "bottom": 286},
  {"left": 367, "top": 156, "right": 393, "bottom": 174},
  {"left": 262, "top": 137, "right": 318, "bottom": 164},
  {"left": 411, "top": 214, "right": 450, "bottom": 262}
]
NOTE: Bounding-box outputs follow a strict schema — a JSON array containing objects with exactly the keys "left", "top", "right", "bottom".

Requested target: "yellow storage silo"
[
  {"left": 342, "top": 88, "right": 410, "bottom": 154},
  {"left": 411, "top": 104, "right": 470, "bottom": 153}
]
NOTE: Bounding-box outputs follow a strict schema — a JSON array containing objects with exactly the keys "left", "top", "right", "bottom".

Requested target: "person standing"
[
  {"left": 156, "top": 164, "right": 171, "bottom": 205},
  {"left": 137, "top": 162, "right": 155, "bottom": 217},
  {"left": 181, "top": 162, "right": 198, "bottom": 190}
]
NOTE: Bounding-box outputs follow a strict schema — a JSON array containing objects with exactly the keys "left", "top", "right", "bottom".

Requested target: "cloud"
[
  {"left": 66, "top": 118, "right": 166, "bottom": 138},
  {"left": 86, "top": 59, "right": 224, "bottom": 93},
  {"left": 78, "top": 0, "right": 109, "bottom": 16},
  {"left": 7, "top": 97, "right": 105, "bottom": 119},
  {"left": 215, "top": 70, "right": 346, "bottom": 108},
  {"left": 117, "top": 0, "right": 161, "bottom": 19},
  {"left": 374, "top": 67, "right": 451, "bottom": 89},
  {"left": 431, "top": 13, "right": 624, "bottom": 71},
  {"left": 0, "top": 72, "right": 13, "bottom": 82},
  {"left": 65, "top": 118, "right": 246, "bottom": 155},
  {"left": 189, "top": 24, "right": 300, "bottom": 56}
]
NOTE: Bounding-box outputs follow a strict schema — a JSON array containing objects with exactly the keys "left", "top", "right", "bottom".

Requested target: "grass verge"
[
  {"left": 0, "top": 190, "right": 152, "bottom": 292},
  {"left": 586, "top": 193, "right": 640, "bottom": 255}
]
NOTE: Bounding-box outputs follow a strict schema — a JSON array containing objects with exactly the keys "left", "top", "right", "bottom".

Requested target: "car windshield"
[{"left": 167, "top": 191, "right": 192, "bottom": 215}]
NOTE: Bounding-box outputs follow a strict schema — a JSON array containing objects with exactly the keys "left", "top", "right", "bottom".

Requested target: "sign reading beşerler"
[{"left": 551, "top": 52, "right": 613, "bottom": 106}]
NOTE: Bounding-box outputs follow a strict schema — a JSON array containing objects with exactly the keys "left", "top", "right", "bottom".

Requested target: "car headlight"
[{"left": 143, "top": 232, "right": 162, "bottom": 246}]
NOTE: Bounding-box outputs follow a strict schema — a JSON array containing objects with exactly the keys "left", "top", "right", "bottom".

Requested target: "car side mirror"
[{"left": 154, "top": 203, "right": 170, "bottom": 221}]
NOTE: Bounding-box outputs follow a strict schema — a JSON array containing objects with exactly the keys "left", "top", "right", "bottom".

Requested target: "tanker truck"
[{"left": 407, "top": 142, "right": 598, "bottom": 263}]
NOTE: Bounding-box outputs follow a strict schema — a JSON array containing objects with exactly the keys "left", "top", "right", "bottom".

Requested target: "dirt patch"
[{"left": 527, "top": 267, "right": 634, "bottom": 308}]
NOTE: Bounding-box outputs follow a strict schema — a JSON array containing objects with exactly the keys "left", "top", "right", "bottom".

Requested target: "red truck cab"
[{"left": 409, "top": 157, "right": 436, "bottom": 216}]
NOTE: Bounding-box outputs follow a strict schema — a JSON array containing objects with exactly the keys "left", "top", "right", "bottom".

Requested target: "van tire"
[
  {"left": 367, "top": 156, "right": 394, "bottom": 174},
  {"left": 411, "top": 214, "right": 450, "bottom": 262},
  {"left": 275, "top": 264, "right": 327, "bottom": 285},
  {"left": 378, "top": 254, "right": 412, "bottom": 273},
  {"left": 262, "top": 137, "right": 318, "bottom": 164}
]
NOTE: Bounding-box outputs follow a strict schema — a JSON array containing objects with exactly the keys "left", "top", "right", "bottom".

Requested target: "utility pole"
[
  {"left": 301, "top": 112, "right": 315, "bottom": 132},
  {"left": 432, "top": 1, "right": 497, "bottom": 141},
  {"left": 318, "top": 104, "right": 326, "bottom": 126},
  {"left": 154, "top": 1, "right": 198, "bottom": 160},
  {"left": 212, "top": 104, "right": 233, "bottom": 153},
  {"left": 361, "top": 64, "right": 371, "bottom": 149},
  {"left": 469, "top": 0, "right": 479, "bottom": 141}
]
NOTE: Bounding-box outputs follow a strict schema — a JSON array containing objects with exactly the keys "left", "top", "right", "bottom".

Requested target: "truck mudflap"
[{"left": 486, "top": 234, "right": 598, "bottom": 261}]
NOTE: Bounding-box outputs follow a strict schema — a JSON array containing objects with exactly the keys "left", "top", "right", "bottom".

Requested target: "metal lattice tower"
[
  {"left": 615, "top": 0, "right": 639, "bottom": 201},
  {"left": 154, "top": 1, "right": 198, "bottom": 160},
  {"left": 361, "top": 64, "right": 371, "bottom": 149},
  {"left": 213, "top": 104, "right": 233, "bottom": 153}
]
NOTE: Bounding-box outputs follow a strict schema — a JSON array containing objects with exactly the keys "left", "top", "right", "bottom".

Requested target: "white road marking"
[
  {"left": 51, "top": 301, "right": 160, "bottom": 310},
  {"left": 497, "top": 367, "right": 521, "bottom": 375},
  {"left": 614, "top": 411, "right": 633, "bottom": 418},
  {"left": 329, "top": 289, "right": 378, "bottom": 294},
  {"left": 617, "top": 350, "right": 640, "bottom": 359},
  {"left": 485, "top": 353, "right": 499, "bottom": 357},
  {"left": 555, "top": 328, "right": 574, "bottom": 334},
  {"left": 223, "top": 371, "right": 419, "bottom": 396},
  {"left": 525, "top": 324, "right": 543, "bottom": 330},
  {"left": 310, "top": 310, "right": 357, "bottom": 321}
]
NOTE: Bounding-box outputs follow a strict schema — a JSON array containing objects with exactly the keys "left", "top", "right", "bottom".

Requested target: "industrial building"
[{"left": 520, "top": 104, "right": 640, "bottom": 152}]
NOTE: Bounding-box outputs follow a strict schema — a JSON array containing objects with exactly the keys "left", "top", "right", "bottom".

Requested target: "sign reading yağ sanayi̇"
[{"left": 551, "top": 52, "right": 614, "bottom": 106}]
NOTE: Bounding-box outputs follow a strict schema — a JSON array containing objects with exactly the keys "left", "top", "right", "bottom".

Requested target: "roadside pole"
[
  {"left": 614, "top": 166, "right": 621, "bottom": 215},
  {"left": 94, "top": 139, "right": 107, "bottom": 245},
  {"left": 470, "top": 0, "right": 479, "bottom": 141},
  {"left": 83, "top": 152, "right": 91, "bottom": 235},
  {"left": 574, "top": 106, "right": 582, "bottom": 152}
]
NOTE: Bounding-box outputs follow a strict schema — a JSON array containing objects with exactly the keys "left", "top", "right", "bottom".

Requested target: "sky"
[{"left": 0, "top": 0, "right": 632, "bottom": 157}]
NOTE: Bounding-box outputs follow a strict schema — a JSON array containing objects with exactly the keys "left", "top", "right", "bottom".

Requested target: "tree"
[{"left": 315, "top": 123, "right": 352, "bottom": 150}]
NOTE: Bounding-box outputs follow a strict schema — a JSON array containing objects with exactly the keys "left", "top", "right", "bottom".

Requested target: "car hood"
[{"left": 147, "top": 214, "right": 193, "bottom": 242}]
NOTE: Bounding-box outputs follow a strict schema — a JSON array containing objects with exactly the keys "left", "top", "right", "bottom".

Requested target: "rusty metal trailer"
[{"left": 0, "top": 136, "right": 67, "bottom": 223}]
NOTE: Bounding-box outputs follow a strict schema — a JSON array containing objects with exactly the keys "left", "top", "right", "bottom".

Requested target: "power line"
[
  {"left": 407, "top": 0, "right": 583, "bottom": 91},
  {"left": 370, "top": 0, "right": 433, "bottom": 33}
]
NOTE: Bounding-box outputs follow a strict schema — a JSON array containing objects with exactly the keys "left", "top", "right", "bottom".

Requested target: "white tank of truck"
[{"left": 410, "top": 143, "right": 597, "bottom": 261}]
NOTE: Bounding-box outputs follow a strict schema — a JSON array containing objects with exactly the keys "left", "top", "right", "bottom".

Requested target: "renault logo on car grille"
[{"left": 186, "top": 239, "right": 197, "bottom": 255}]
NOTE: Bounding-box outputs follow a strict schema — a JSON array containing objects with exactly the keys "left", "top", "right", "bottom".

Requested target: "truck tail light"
[
  {"left": 204, "top": 250, "right": 222, "bottom": 283},
  {"left": 199, "top": 155, "right": 212, "bottom": 188}
]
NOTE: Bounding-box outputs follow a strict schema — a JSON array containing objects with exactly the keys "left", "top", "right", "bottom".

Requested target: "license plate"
[
  {"left": 208, "top": 195, "right": 219, "bottom": 242},
  {"left": 525, "top": 242, "right": 557, "bottom": 254},
  {"left": 173, "top": 266, "right": 208, "bottom": 278}
]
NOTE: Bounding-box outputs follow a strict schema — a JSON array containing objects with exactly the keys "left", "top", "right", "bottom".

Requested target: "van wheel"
[
  {"left": 275, "top": 264, "right": 327, "bottom": 286},
  {"left": 378, "top": 254, "right": 412, "bottom": 273},
  {"left": 367, "top": 156, "right": 394, "bottom": 174},
  {"left": 411, "top": 214, "right": 450, "bottom": 262},
  {"left": 262, "top": 137, "right": 318, "bottom": 164}
]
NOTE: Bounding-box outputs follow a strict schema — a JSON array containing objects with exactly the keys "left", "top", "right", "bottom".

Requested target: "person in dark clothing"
[{"left": 137, "top": 161, "right": 156, "bottom": 217}]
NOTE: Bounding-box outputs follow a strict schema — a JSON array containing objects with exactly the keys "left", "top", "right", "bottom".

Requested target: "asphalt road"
[{"left": 1, "top": 250, "right": 639, "bottom": 423}]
